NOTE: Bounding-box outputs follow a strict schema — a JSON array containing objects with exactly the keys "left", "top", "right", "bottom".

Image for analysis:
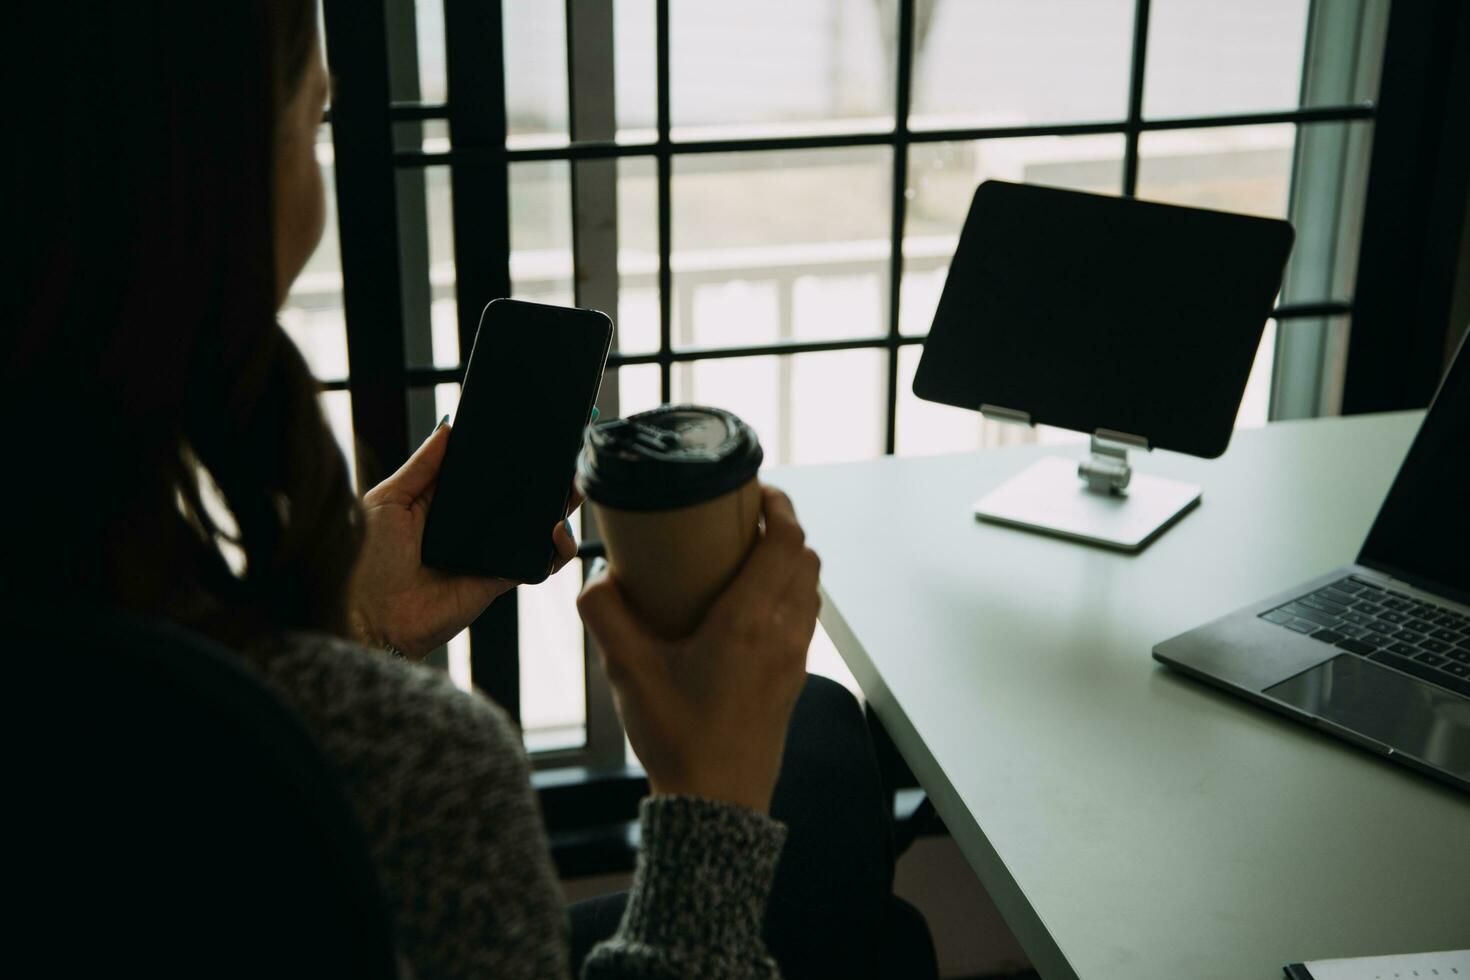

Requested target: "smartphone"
[{"left": 422, "top": 298, "right": 613, "bottom": 583}]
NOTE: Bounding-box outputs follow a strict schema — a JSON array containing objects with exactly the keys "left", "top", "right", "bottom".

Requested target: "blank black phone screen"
[{"left": 422, "top": 299, "right": 612, "bottom": 583}]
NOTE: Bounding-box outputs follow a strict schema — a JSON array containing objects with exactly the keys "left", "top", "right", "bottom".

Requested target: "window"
[
  {"left": 316, "top": 0, "right": 1385, "bottom": 774},
  {"left": 280, "top": 124, "right": 358, "bottom": 482}
]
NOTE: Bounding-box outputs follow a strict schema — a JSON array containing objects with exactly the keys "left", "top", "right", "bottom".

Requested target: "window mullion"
[
  {"left": 385, "top": 0, "right": 440, "bottom": 444},
  {"left": 1121, "top": 0, "right": 1153, "bottom": 197},
  {"left": 655, "top": 0, "right": 673, "bottom": 404},
  {"left": 884, "top": 0, "right": 916, "bottom": 456},
  {"left": 383, "top": 0, "right": 449, "bottom": 670},
  {"left": 321, "top": 0, "right": 412, "bottom": 487},
  {"left": 443, "top": 0, "right": 520, "bottom": 719},
  {"left": 565, "top": 0, "right": 626, "bottom": 770}
]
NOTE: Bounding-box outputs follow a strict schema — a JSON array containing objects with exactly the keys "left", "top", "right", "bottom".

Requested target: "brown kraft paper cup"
[{"left": 577, "top": 406, "right": 764, "bottom": 641}]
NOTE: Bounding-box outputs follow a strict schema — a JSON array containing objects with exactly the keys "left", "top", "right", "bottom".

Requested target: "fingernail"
[
  {"left": 563, "top": 518, "right": 577, "bottom": 545},
  {"left": 588, "top": 556, "right": 607, "bottom": 578},
  {"left": 590, "top": 406, "right": 601, "bottom": 423},
  {"left": 436, "top": 414, "right": 450, "bottom": 431}
]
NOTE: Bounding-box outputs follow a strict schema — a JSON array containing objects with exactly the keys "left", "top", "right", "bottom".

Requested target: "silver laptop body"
[{"left": 1155, "top": 337, "right": 1470, "bottom": 793}]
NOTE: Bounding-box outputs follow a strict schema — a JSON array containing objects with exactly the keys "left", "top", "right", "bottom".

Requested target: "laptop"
[{"left": 1154, "top": 335, "right": 1470, "bottom": 793}]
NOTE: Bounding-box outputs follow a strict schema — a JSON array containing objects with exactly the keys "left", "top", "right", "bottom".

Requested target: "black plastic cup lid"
[{"left": 576, "top": 405, "right": 763, "bottom": 512}]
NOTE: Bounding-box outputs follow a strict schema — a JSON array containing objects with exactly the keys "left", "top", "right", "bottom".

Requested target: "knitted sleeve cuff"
[{"left": 588, "top": 795, "right": 787, "bottom": 976}]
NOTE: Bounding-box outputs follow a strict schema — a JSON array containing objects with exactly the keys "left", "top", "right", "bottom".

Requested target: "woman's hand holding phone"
[
  {"left": 576, "top": 487, "right": 820, "bottom": 814},
  {"left": 351, "top": 420, "right": 579, "bottom": 660}
]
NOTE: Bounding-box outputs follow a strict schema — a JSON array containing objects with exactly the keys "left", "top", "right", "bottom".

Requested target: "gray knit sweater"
[{"left": 241, "top": 632, "right": 788, "bottom": 980}]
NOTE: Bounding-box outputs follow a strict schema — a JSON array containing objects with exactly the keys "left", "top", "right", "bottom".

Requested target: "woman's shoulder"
[
  {"left": 242, "top": 637, "right": 535, "bottom": 799},
  {"left": 252, "top": 628, "right": 523, "bottom": 734},
  {"left": 239, "top": 631, "right": 569, "bottom": 977}
]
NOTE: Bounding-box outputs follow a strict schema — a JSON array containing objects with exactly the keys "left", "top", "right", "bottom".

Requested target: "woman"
[{"left": 11, "top": 4, "right": 910, "bottom": 978}]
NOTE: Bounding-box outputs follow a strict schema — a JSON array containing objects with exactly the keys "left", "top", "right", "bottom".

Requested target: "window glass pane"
[
  {"left": 511, "top": 161, "right": 575, "bottom": 306},
  {"left": 673, "top": 148, "right": 891, "bottom": 350},
  {"left": 319, "top": 389, "right": 358, "bottom": 490},
  {"left": 427, "top": 166, "right": 460, "bottom": 367},
  {"left": 415, "top": 0, "right": 447, "bottom": 103},
  {"left": 519, "top": 558, "right": 587, "bottom": 752},
  {"left": 1143, "top": 0, "right": 1310, "bottom": 119},
  {"left": 280, "top": 124, "right": 349, "bottom": 380},
  {"left": 615, "top": 363, "right": 663, "bottom": 418},
  {"left": 402, "top": 164, "right": 458, "bottom": 370},
  {"left": 616, "top": 157, "right": 660, "bottom": 355},
  {"left": 895, "top": 344, "right": 984, "bottom": 457},
  {"left": 386, "top": 2, "right": 444, "bottom": 109},
  {"left": 672, "top": 350, "right": 884, "bottom": 467},
  {"left": 669, "top": 0, "right": 897, "bottom": 139},
  {"left": 788, "top": 349, "right": 886, "bottom": 464},
  {"left": 447, "top": 629, "right": 472, "bottom": 692},
  {"left": 1236, "top": 319, "right": 1277, "bottom": 429},
  {"left": 1136, "top": 123, "right": 1294, "bottom": 218},
  {"left": 613, "top": 0, "right": 656, "bottom": 141},
  {"left": 433, "top": 382, "right": 461, "bottom": 424},
  {"left": 911, "top": 0, "right": 1134, "bottom": 130},
  {"left": 503, "top": 3, "right": 569, "bottom": 147},
  {"left": 901, "top": 135, "right": 1125, "bottom": 335}
]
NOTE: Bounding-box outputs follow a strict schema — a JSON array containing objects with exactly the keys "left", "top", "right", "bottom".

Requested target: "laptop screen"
[{"left": 1357, "top": 336, "right": 1470, "bottom": 603}]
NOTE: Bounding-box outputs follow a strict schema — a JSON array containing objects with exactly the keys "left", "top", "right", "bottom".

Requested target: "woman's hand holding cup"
[{"left": 577, "top": 486, "right": 820, "bottom": 815}]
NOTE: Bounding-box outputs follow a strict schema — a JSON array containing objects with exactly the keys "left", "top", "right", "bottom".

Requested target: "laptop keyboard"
[{"left": 1260, "top": 575, "right": 1470, "bottom": 697}]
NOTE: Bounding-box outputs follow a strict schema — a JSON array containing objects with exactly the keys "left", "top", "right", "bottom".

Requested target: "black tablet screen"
[{"left": 913, "top": 181, "right": 1294, "bottom": 458}]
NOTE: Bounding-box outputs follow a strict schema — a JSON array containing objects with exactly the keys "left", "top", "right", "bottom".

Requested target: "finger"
[
  {"left": 779, "top": 549, "right": 823, "bottom": 629},
  {"left": 716, "top": 486, "right": 808, "bottom": 610},
  {"left": 758, "top": 484, "right": 800, "bottom": 534},
  {"left": 550, "top": 519, "right": 578, "bottom": 571},
  {"left": 577, "top": 565, "right": 658, "bottom": 676},
  {"left": 787, "top": 546, "right": 821, "bottom": 597},
  {"left": 772, "top": 546, "right": 821, "bottom": 616},
  {"left": 373, "top": 417, "right": 450, "bottom": 505},
  {"left": 565, "top": 486, "right": 586, "bottom": 517}
]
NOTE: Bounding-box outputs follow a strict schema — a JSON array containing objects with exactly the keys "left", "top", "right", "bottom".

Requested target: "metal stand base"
[{"left": 973, "top": 456, "right": 1201, "bottom": 552}]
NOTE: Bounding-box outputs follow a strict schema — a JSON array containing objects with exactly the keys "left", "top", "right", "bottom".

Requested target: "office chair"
[{"left": 16, "top": 610, "right": 398, "bottom": 979}]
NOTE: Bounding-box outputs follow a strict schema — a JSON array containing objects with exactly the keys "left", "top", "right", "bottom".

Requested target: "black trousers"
[{"left": 568, "top": 675, "right": 906, "bottom": 979}]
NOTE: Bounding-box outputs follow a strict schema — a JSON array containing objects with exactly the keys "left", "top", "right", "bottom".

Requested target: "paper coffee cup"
[{"left": 576, "top": 405, "right": 764, "bottom": 640}]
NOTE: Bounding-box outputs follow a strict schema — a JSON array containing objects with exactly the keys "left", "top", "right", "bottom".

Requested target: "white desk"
[{"left": 771, "top": 413, "right": 1470, "bottom": 980}]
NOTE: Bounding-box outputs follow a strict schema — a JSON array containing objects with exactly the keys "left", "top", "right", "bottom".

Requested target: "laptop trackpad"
[{"left": 1265, "top": 655, "right": 1470, "bottom": 778}]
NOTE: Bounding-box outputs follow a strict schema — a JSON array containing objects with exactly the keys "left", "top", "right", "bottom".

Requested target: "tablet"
[{"left": 912, "top": 180, "right": 1294, "bottom": 458}]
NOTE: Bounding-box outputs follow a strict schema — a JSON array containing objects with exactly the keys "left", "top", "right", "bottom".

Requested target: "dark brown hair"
[{"left": 6, "top": 3, "right": 361, "bottom": 644}]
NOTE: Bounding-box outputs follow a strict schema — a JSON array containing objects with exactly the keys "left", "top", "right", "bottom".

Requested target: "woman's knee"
[{"left": 789, "top": 673, "right": 867, "bottom": 741}]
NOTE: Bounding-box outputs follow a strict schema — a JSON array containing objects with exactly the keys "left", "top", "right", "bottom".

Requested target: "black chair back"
[{"left": 18, "top": 611, "right": 397, "bottom": 978}]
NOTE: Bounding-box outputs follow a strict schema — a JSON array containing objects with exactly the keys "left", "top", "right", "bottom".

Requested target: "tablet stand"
[
  {"left": 911, "top": 183, "right": 1292, "bottom": 553},
  {"left": 1078, "top": 430, "right": 1135, "bottom": 493},
  {"left": 971, "top": 408, "right": 1201, "bottom": 553}
]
